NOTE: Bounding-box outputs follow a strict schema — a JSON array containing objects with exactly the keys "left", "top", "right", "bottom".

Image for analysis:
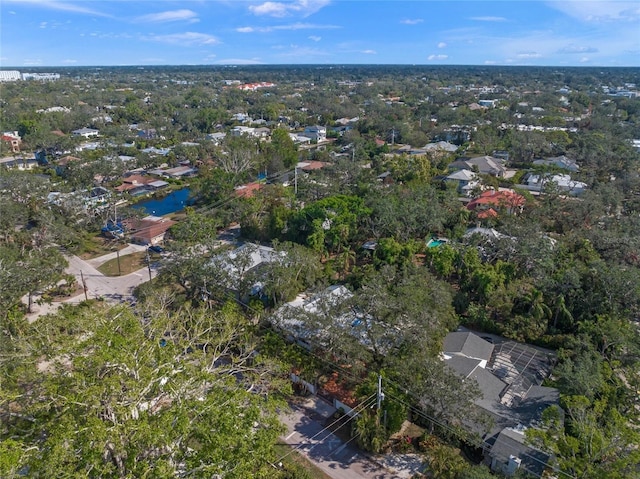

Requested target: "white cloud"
[
  {"left": 361, "top": 49, "right": 376, "bottom": 54},
  {"left": 39, "top": 21, "right": 47, "bottom": 28},
  {"left": 23, "top": 58, "right": 43, "bottom": 65},
  {"left": 136, "top": 10, "right": 199, "bottom": 24},
  {"left": 437, "top": 42, "right": 447, "bottom": 48},
  {"left": 580, "top": 56, "right": 590, "bottom": 63},
  {"left": 547, "top": 1, "right": 640, "bottom": 23},
  {"left": 309, "top": 35, "right": 321, "bottom": 42},
  {"left": 428, "top": 54, "right": 448, "bottom": 60},
  {"left": 236, "top": 22, "right": 339, "bottom": 33},
  {"left": 144, "top": 32, "right": 220, "bottom": 46},
  {"left": 249, "top": 0, "right": 330, "bottom": 18},
  {"left": 469, "top": 16, "right": 507, "bottom": 22},
  {"left": 558, "top": 44, "right": 598, "bottom": 54},
  {"left": 5, "top": 0, "right": 109, "bottom": 17},
  {"left": 484, "top": 60, "right": 497, "bottom": 65},
  {"left": 400, "top": 18, "right": 423, "bottom": 25},
  {"left": 517, "top": 51, "right": 542, "bottom": 58},
  {"left": 61, "top": 59, "right": 77, "bottom": 64}
]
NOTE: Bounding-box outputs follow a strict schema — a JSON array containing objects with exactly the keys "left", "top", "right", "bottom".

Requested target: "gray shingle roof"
[
  {"left": 443, "top": 332, "right": 494, "bottom": 362},
  {"left": 490, "top": 427, "right": 550, "bottom": 477}
]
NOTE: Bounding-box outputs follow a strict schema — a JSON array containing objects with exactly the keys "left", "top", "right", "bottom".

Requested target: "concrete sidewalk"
[{"left": 85, "top": 243, "right": 149, "bottom": 268}]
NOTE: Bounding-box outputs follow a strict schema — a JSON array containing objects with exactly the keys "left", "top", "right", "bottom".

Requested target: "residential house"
[
  {"left": 423, "top": 141, "right": 459, "bottom": 154},
  {"left": 141, "top": 146, "right": 172, "bottom": 156},
  {"left": 489, "top": 427, "right": 550, "bottom": 477},
  {"left": 272, "top": 285, "right": 355, "bottom": 351},
  {"left": 442, "top": 331, "right": 558, "bottom": 477},
  {"left": 162, "top": 165, "right": 198, "bottom": 179},
  {"left": 445, "top": 169, "right": 479, "bottom": 195},
  {"left": 438, "top": 128, "right": 471, "bottom": 145},
  {"left": 297, "top": 161, "right": 328, "bottom": 172},
  {"left": 254, "top": 127, "right": 271, "bottom": 138},
  {"left": 522, "top": 173, "right": 587, "bottom": 196},
  {"left": 2, "top": 131, "right": 22, "bottom": 153},
  {"left": 448, "top": 156, "right": 507, "bottom": 177},
  {"left": 301, "top": 126, "right": 327, "bottom": 142},
  {"left": 478, "top": 99, "right": 497, "bottom": 108},
  {"left": 0, "top": 156, "right": 38, "bottom": 170},
  {"left": 234, "top": 181, "right": 264, "bottom": 198},
  {"left": 443, "top": 331, "right": 494, "bottom": 368},
  {"left": 137, "top": 129, "right": 157, "bottom": 140},
  {"left": 532, "top": 155, "right": 579, "bottom": 172},
  {"left": 72, "top": 127, "right": 99, "bottom": 138},
  {"left": 231, "top": 126, "right": 258, "bottom": 137},
  {"left": 466, "top": 189, "right": 525, "bottom": 218},
  {"left": 492, "top": 150, "right": 510, "bottom": 163},
  {"left": 206, "top": 132, "right": 227, "bottom": 144},
  {"left": 124, "top": 216, "right": 176, "bottom": 245},
  {"left": 289, "top": 133, "right": 312, "bottom": 145},
  {"left": 209, "top": 243, "right": 285, "bottom": 297},
  {"left": 115, "top": 174, "right": 154, "bottom": 193}
]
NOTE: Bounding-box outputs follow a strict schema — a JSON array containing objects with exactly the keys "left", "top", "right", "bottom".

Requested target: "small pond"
[{"left": 132, "top": 187, "right": 193, "bottom": 216}]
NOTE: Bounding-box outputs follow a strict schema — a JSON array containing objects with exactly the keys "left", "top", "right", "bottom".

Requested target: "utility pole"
[
  {"left": 146, "top": 248, "right": 152, "bottom": 281},
  {"left": 376, "top": 374, "right": 384, "bottom": 426},
  {"left": 116, "top": 248, "right": 122, "bottom": 276},
  {"left": 80, "top": 270, "right": 88, "bottom": 301}
]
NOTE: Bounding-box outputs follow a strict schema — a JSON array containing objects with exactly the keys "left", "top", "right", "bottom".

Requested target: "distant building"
[
  {"left": 2, "top": 131, "right": 22, "bottom": 153},
  {"left": 467, "top": 189, "right": 526, "bottom": 218},
  {"left": 72, "top": 128, "right": 99, "bottom": 138},
  {"left": 234, "top": 181, "right": 264, "bottom": 198},
  {"left": 0, "top": 71, "right": 22, "bottom": 82},
  {"left": 301, "top": 125, "right": 327, "bottom": 142},
  {"left": 522, "top": 173, "right": 587, "bottom": 196},
  {"left": 22, "top": 72, "right": 60, "bottom": 81},
  {"left": 532, "top": 155, "right": 579, "bottom": 172},
  {"left": 231, "top": 126, "right": 257, "bottom": 137},
  {"left": 449, "top": 155, "right": 507, "bottom": 177}
]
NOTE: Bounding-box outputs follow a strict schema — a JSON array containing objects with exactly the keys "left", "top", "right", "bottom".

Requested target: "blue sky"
[{"left": 1, "top": 1, "right": 639, "bottom": 67}]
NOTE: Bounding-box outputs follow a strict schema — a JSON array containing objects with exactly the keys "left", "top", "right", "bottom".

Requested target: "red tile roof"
[
  {"left": 467, "top": 189, "right": 525, "bottom": 215},
  {"left": 234, "top": 182, "right": 264, "bottom": 198}
]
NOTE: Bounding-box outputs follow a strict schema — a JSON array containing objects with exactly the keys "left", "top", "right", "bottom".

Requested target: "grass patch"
[
  {"left": 79, "top": 236, "right": 128, "bottom": 260},
  {"left": 97, "top": 252, "right": 149, "bottom": 276},
  {"left": 274, "top": 443, "right": 332, "bottom": 479}
]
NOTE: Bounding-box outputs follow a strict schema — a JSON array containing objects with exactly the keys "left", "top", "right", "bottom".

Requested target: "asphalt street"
[
  {"left": 26, "top": 246, "right": 159, "bottom": 322},
  {"left": 279, "top": 397, "right": 414, "bottom": 479}
]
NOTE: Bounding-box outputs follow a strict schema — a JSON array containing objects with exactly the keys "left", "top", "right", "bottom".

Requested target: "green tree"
[{"left": 2, "top": 303, "right": 288, "bottom": 478}]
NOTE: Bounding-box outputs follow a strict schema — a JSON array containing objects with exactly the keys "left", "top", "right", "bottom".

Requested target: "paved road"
[
  {"left": 65, "top": 253, "right": 157, "bottom": 302},
  {"left": 26, "top": 246, "right": 159, "bottom": 322},
  {"left": 279, "top": 397, "right": 413, "bottom": 479}
]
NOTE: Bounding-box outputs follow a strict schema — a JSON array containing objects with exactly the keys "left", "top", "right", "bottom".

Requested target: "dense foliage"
[{"left": 2, "top": 65, "right": 639, "bottom": 478}]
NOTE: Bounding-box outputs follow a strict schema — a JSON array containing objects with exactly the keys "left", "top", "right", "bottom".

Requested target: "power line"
[
  {"left": 380, "top": 387, "right": 577, "bottom": 479},
  {"left": 272, "top": 392, "right": 378, "bottom": 466}
]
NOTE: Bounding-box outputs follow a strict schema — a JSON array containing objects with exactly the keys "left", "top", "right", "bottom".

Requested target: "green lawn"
[
  {"left": 79, "top": 235, "right": 129, "bottom": 260},
  {"left": 97, "top": 251, "right": 149, "bottom": 276}
]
